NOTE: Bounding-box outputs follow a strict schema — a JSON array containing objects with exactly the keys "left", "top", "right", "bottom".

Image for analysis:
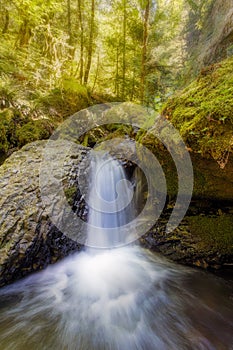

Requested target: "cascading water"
[
  {"left": 0, "top": 152, "right": 232, "bottom": 350},
  {"left": 86, "top": 152, "right": 135, "bottom": 248}
]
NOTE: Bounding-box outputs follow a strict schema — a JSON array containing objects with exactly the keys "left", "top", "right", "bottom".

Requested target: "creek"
[{"left": 0, "top": 153, "right": 232, "bottom": 350}]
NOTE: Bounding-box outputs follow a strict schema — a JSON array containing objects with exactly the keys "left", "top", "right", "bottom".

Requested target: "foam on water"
[{"left": 0, "top": 246, "right": 232, "bottom": 350}]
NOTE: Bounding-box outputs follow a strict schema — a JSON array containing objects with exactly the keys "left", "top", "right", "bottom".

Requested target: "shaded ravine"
[{"left": 0, "top": 153, "right": 232, "bottom": 350}]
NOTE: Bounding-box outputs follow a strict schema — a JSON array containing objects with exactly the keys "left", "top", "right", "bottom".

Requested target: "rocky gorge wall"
[
  {"left": 0, "top": 92, "right": 233, "bottom": 287},
  {"left": 0, "top": 135, "right": 232, "bottom": 287},
  {"left": 186, "top": 0, "right": 233, "bottom": 75}
]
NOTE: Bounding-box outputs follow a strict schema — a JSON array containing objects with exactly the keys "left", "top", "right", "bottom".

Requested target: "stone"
[
  {"left": 140, "top": 202, "right": 233, "bottom": 273},
  {"left": 0, "top": 140, "right": 90, "bottom": 287}
]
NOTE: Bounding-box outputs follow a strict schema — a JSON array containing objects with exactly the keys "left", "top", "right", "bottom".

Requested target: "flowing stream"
[{"left": 0, "top": 153, "right": 232, "bottom": 350}]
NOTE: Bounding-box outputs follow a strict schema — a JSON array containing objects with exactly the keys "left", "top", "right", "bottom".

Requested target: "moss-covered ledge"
[{"left": 162, "top": 56, "right": 233, "bottom": 167}]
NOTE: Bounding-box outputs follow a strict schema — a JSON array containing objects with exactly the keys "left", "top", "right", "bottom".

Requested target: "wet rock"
[
  {"left": 0, "top": 140, "right": 90, "bottom": 287},
  {"left": 140, "top": 201, "right": 233, "bottom": 273},
  {"left": 187, "top": 0, "right": 233, "bottom": 71}
]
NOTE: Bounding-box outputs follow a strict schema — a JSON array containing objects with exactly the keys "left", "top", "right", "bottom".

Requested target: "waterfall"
[{"left": 86, "top": 152, "right": 134, "bottom": 248}]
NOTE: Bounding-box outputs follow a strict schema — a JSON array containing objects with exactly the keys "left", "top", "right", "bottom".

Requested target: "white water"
[
  {"left": 86, "top": 153, "right": 134, "bottom": 248},
  {"left": 0, "top": 153, "right": 232, "bottom": 350}
]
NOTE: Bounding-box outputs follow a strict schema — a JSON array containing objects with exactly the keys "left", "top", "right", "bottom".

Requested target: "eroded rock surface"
[
  {"left": 140, "top": 200, "right": 233, "bottom": 273},
  {"left": 0, "top": 140, "right": 90, "bottom": 287}
]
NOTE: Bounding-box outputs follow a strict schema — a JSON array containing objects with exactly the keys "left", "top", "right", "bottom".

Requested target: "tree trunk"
[
  {"left": 130, "top": 49, "right": 136, "bottom": 100},
  {"left": 17, "top": 19, "right": 32, "bottom": 47},
  {"left": 92, "top": 53, "right": 100, "bottom": 92},
  {"left": 122, "top": 0, "right": 127, "bottom": 100},
  {"left": 140, "top": 0, "right": 150, "bottom": 104},
  {"left": 2, "top": 9, "right": 9, "bottom": 34},
  {"left": 84, "top": 0, "right": 95, "bottom": 85},
  {"left": 67, "top": 0, "right": 72, "bottom": 46},
  {"left": 77, "top": 0, "right": 84, "bottom": 83},
  {"left": 115, "top": 44, "right": 120, "bottom": 98}
]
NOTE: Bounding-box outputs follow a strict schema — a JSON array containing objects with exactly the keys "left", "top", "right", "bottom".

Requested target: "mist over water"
[
  {"left": 0, "top": 153, "right": 232, "bottom": 350},
  {"left": 0, "top": 247, "right": 232, "bottom": 350}
]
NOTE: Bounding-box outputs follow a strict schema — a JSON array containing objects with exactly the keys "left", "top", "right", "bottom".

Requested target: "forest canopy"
[
  {"left": 0, "top": 0, "right": 232, "bottom": 158},
  {"left": 0, "top": 0, "right": 215, "bottom": 106}
]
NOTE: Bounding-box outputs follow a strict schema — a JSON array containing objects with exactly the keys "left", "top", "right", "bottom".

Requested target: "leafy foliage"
[
  {"left": 0, "top": 0, "right": 188, "bottom": 105},
  {"left": 0, "top": 0, "right": 232, "bottom": 160}
]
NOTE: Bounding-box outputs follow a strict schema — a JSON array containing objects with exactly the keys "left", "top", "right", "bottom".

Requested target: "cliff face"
[{"left": 186, "top": 0, "right": 233, "bottom": 73}]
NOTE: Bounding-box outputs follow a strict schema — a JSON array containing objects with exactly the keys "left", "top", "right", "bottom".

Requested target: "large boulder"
[{"left": 0, "top": 140, "right": 89, "bottom": 287}]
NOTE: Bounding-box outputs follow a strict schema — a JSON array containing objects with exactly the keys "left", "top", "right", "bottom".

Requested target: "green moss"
[
  {"left": 79, "top": 123, "right": 137, "bottom": 148},
  {"left": 37, "top": 84, "right": 91, "bottom": 119},
  {"left": 0, "top": 123, "right": 8, "bottom": 152},
  {"left": 0, "top": 105, "right": 56, "bottom": 156},
  {"left": 187, "top": 214, "right": 233, "bottom": 254},
  {"left": 0, "top": 109, "right": 25, "bottom": 152},
  {"left": 162, "top": 57, "right": 233, "bottom": 161},
  {"left": 15, "top": 119, "right": 54, "bottom": 147},
  {"left": 64, "top": 186, "right": 77, "bottom": 205},
  {"left": 102, "top": 124, "right": 135, "bottom": 140}
]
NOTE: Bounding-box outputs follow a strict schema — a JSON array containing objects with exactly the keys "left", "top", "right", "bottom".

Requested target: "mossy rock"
[
  {"left": 37, "top": 83, "right": 91, "bottom": 119},
  {"left": 16, "top": 119, "right": 54, "bottom": 147},
  {"left": 162, "top": 57, "right": 233, "bottom": 163},
  {"left": 64, "top": 186, "right": 77, "bottom": 205},
  {"left": 0, "top": 108, "right": 26, "bottom": 153},
  {"left": 141, "top": 201, "right": 233, "bottom": 271},
  {"left": 0, "top": 107, "right": 55, "bottom": 156},
  {"left": 186, "top": 214, "right": 233, "bottom": 254},
  {"left": 0, "top": 122, "right": 8, "bottom": 153}
]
